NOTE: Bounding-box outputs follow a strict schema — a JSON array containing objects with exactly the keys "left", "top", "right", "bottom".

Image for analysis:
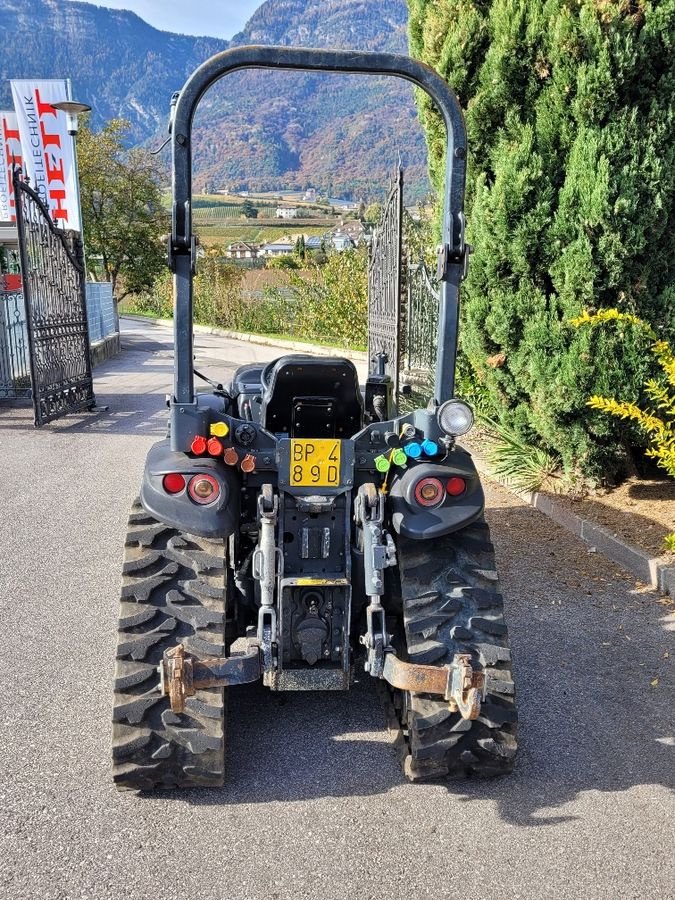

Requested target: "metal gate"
[
  {"left": 367, "top": 167, "right": 404, "bottom": 396},
  {"left": 368, "top": 168, "right": 440, "bottom": 396},
  {"left": 13, "top": 168, "right": 94, "bottom": 426},
  {"left": 404, "top": 207, "right": 440, "bottom": 376}
]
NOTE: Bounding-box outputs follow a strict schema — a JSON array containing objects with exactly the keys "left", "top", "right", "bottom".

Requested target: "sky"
[{"left": 66, "top": 0, "right": 263, "bottom": 39}]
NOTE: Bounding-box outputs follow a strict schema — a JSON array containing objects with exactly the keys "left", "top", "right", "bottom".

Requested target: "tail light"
[
  {"left": 188, "top": 473, "right": 220, "bottom": 504},
  {"left": 162, "top": 473, "right": 186, "bottom": 494},
  {"left": 446, "top": 476, "right": 467, "bottom": 496},
  {"left": 414, "top": 477, "right": 445, "bottom": 507}
]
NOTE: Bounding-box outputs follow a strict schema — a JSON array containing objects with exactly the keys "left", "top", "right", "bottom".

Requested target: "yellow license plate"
[{"left": 290, "top": 439, "right": 341, "bottom": 487}]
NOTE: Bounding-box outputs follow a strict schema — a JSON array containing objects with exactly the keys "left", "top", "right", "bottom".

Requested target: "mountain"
[
  {"left": 0, "top": 0, "right": 430, "bottom": 199},
  {"left": 0, "top": 0, "right": 226, "bottom": 143}
]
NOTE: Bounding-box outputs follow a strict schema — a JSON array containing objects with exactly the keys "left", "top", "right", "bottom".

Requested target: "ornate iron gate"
[
  {"left": 367, "top": 167, "right": 404, "bottom": 396},
  {"left": 368, "top": 168, "right": 441, "bottom": 397},
  {"left": 404, "top": 206, "right": 440, "bottom": 376},
  {"left": 13, "top": 169, "right": 94, "bottom": 426}
]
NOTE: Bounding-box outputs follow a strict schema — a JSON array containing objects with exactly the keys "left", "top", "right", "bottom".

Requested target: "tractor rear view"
[{"left": 112, "top": 45, "right": 518, "bottom": 790}]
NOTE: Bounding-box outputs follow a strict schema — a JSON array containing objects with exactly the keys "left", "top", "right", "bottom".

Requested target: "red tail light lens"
[
  {"left": 446, "top": 476, "right": 467, "bottom": 497},
  {"left": 414, "top": 477, "right": 445, "bottom": 507},
  {"left": 188, "top": 473, "right": 220, "bottom": 505},
  {"left": 162, "top": 473, "right": 186, "bottom": 494}
]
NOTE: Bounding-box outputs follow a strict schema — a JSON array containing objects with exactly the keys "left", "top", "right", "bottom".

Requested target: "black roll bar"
[{"left": 170, "top": 45, "right": 467, "bottom": 408}]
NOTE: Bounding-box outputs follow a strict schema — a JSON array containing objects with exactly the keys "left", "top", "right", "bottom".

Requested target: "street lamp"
[
  {"left": 50, "top": 100, "right": 91, "bottom": 137},
  {"left": 50, "top": 98, "right": 90, "bottom": 239}
]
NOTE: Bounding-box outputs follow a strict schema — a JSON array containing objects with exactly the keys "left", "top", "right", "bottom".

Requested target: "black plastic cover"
[
  {"left": 388, "top": 451, "right": 484, "bottom": 539},
  {"left": 140, "top": 439, "right": 240, "bottom": 539}
]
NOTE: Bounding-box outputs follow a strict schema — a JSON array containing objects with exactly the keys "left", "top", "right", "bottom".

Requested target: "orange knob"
[
  {"left": 240, "top": 453, "right": 256, "bottom": 474},
  {"left": 223, "top": 447, "right": 239, "bottom": 466}
]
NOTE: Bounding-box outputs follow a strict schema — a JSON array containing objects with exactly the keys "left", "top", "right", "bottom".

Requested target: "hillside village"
[{"left": 225, "top": 218, "right": 368, "bottom": 260}]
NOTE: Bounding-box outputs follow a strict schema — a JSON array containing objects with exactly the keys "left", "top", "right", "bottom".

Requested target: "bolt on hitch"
[
  {"left": 381, "top": 651, "right": 485, "bottom": 719},
  {"left": 158, "top": 643, "right": 262, "bottom": 714}
]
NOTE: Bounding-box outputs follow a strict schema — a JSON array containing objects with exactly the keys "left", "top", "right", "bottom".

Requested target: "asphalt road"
[{"left": 0, "top": 318, "right": 673, "bottom": 900}]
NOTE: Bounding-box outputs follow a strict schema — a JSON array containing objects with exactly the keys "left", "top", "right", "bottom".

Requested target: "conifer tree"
[{"left": 408, "top": 0, "right": 675, "bottom": 478}]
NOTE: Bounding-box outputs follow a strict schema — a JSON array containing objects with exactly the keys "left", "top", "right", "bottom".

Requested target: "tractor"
[{"left": 112, "top": 45, "right": 518, "bottom": 790}]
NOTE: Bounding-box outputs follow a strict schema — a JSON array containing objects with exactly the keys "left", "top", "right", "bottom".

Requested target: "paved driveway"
[{"left": 0, "top": 319, "right": 672, "bottom": 900}]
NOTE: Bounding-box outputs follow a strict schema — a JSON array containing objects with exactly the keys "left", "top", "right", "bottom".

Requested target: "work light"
[{"left": 437, "top": 400, "right": 474, "bottom": 437}]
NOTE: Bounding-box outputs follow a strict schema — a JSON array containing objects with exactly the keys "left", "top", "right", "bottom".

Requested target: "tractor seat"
[
  {"left": 229, "top": 363, "right": 265, "bottom": 397},
  {"left": 259, "top": 355, "right": 363, "bottom": 438}
]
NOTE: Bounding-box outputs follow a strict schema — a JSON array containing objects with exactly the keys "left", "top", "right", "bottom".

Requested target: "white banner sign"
[
  {"left": 0, "top": 110, "right": 22, "bottom": 223},
  {"left": 10, "top": 79, "right": 81, "bottom": 231}
]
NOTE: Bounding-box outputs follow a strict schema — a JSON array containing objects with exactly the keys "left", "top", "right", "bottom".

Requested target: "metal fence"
[
  {"left": 401, "top": 207, "right": 440, "bottom": 379},
  {"left": 405, "top": 258, "right": 439, "bottom": 374},
  {"left": 0, "top": 290, "right": 31, "bottom": 399},
  {"left": 367, "top": 167, "right": 404, "bottom": 394},
  {"left": 0, "top": 281, "right": 117, "bottom": 402},
  {"left": 85, "top": 282, "right": 117, "bottom": 343}
]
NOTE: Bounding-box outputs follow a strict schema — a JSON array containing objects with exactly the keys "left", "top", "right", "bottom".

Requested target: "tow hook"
[
  {"left": 158, "top": 643, "right": 262, "bottom": 714},
  {"left": 381, "top": 651, "right": 485, "bottom": 720}
]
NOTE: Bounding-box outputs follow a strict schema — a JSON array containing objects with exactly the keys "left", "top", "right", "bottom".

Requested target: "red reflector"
[
  {"left": 188, "top": 474, "right": 220, "bottom": 505},
  {"left": 446, "top": 476, "right": 467, "bottom": 497},
  {"left": 191, "top": 435, "right": 208, "bottom": 455},
  {"left": 414, "top": 477, "right": 445, "bottom": 508},
  {"left": 207, "top": 437, "right": 223, "bottom": 456},
  {"left": 163, "top": 473, "right": 186, "bottom": 494}
]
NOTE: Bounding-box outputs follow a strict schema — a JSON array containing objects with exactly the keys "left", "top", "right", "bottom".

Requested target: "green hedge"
[{"left": 408, "top": 0, "right": 675, "bottom": 480}]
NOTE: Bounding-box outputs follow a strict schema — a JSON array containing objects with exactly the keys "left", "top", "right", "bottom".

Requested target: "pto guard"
[{"left": 140, "top": 439, "right": 240, "bottom": 539}]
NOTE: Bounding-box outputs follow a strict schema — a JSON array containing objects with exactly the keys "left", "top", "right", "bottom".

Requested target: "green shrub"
[
  {"left": 408, "top": 0, "right": 675, "bottom": 480},
  {"left": 269, "top": 248, "right": 369, "bottom": 348},
  {"left": 126, "top": 248, "right": 368, "bottom": 349},
  {"left": 127, "top": 254, "right": 246, "bottom": 327}
]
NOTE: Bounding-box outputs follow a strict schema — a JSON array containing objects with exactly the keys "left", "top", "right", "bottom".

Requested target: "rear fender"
[
  {"left": 388, "top": 450, "right": 484, "bottom": 540},
  {"left": 140, "top": 439, "right": 240, "bottom": 539}
]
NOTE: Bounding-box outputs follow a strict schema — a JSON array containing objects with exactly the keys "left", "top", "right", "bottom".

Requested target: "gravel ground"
[{"left": 0, "top": 319, "right": 673, "bottom": 900}]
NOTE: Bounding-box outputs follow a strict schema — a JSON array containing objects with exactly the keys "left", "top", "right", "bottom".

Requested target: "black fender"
[
  {"left": 139, "top": 440, "right": 240, "bottom": 539},
  {"left": 388, "top": 449, "right": 484, "bottom": 540}
]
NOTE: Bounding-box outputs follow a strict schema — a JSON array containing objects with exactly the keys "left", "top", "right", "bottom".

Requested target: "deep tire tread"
[
  {"left": 395, "top": 517, "right": 518, "bottom": 780},
  {"left": 112, "top": 499, "right": 227, "bottom": 791}
]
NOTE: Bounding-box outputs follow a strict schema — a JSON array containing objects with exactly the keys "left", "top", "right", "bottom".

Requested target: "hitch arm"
[
  {"left": 159, "top": 644, "right": 262, "bottom": 713},
  {"left": 381, "top": 652, "right": 485, "bottom": 720}
]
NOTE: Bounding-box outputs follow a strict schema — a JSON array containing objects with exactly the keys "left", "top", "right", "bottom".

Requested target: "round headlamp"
[{"left": 437, "top": 400, "right": 474, "bottom": 437}]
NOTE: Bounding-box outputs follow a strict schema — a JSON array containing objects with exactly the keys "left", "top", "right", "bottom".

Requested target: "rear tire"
[
  {"left": 393, "top": 516, "right": 518, "bottom": 780},
  {"left": 112, "top": 499, "right": 227, "bottom": 790}
]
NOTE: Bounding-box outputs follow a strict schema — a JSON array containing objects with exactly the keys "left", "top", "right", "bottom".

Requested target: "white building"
[
  {"left": 276, "top": 207, "right": 298, "bottom": 219},
  {"left": 259, "top": 241, "right": 294, "bottom": 257}
]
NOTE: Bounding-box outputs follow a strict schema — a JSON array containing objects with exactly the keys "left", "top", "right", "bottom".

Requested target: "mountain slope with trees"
[{"left": 0, "top": 0, "right": 429, "bottom": 198}]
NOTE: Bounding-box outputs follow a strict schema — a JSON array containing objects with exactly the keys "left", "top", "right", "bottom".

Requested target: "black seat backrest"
[{"left": 260, "top": 355, "right": 363, "bottom": 438}]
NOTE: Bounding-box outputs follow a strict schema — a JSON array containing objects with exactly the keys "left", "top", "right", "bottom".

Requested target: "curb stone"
[
  {"left": 121, "top": 315, "right": 368, "bottom": 363},
  {"left": 90, "top": 331, "right": 121, "bottom": 367},
  {"left": 470, "top": 452, "right": 674, "bottom": 597}
]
